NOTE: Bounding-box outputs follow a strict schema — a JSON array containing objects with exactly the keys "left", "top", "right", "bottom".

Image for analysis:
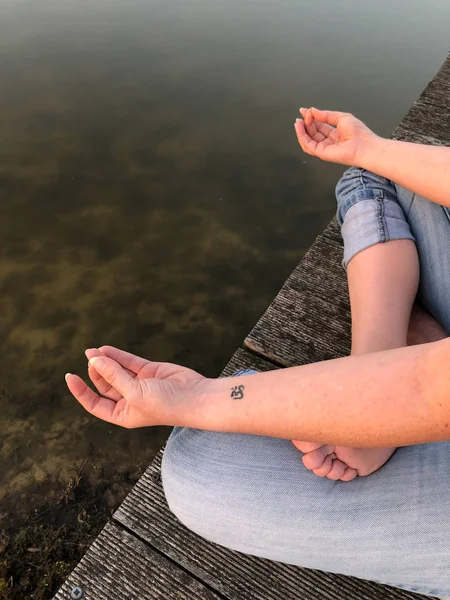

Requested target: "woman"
[{"left": 66, "top": 108, "right": 450, "bottom": 599}]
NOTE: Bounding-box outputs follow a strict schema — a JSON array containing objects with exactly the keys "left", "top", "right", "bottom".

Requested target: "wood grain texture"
[
  {"left": 392, "top": 55, "right": 450, "bottom": 145},
  {"left": 53, "top": 521, "right": 222, "bottom": 600},
  {"left": 244, "top": 233, "right": 351, "bottom": 366},
  {"left": 321, "top": 217, "right": 343, "bottom": 245},
  {"left": 220, "top": 347, "right": 279, "bottom": 376}
]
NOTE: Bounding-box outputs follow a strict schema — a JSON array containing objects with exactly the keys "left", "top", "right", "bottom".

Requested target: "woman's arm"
[
  {"left": 295, "top": 107, "right": 450, "bottom": 207},
  {"left": 190, "top": 340, "right": 450, "bottom": 447},
  {"left": 361, "top": 138, "right": 450, "bottom": 208},
  {"left": 67, "top": 339, "right": 450, "bottom": 447}
]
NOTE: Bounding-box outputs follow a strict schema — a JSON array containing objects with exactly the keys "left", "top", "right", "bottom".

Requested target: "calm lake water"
[{"left": 1, "top": 0, "right": 450, "bottom": 523}]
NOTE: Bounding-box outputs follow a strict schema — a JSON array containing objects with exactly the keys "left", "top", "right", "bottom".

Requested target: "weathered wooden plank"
[
  {"left": 114, "top": 456, "right": 429, "bottom": 600},
  {"left": 114, "top": 349, "right": 428, "bottom": 600},
  {"left": 321, "top": 217, "right": 343, "bottom": 245},
  {"left": 244, "top": 233, "right": 351, "bottom": 367},
  {"left": 53, "top": 521, "right": 223, "bottom": 600},
  {"left": 392, "top": 55, "right": 450, "bottom": 145},
  {"left": 220, "top": 346, "right": 279, "bottom": 376}
]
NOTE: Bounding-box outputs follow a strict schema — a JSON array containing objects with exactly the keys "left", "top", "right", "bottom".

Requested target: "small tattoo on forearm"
[{"left": 230, "top": 385, "right": 245, "bottom": 400}]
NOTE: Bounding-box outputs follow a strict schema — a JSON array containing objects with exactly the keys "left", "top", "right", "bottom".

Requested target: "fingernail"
[
  {"left": 89, "top": 357, "right": 106, "bottom": 369},
  {"left": 65, "top": 373, "right": 72, "bottom": 382}
]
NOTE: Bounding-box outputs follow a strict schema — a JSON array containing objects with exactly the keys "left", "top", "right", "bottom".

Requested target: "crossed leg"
[{"left": 294, "top": 169, "right": 448, "bottom": 480}]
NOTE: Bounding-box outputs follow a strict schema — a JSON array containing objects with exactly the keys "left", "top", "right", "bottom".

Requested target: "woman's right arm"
[{"left": 295, "top": 107, "right": 450, "bottom": 208}]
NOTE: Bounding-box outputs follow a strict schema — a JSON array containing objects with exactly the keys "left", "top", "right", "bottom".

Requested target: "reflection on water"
[{"left": 0, "top": 0, "right": 449, "bottom": 539}]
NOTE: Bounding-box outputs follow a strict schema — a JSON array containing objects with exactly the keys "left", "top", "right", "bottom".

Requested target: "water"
[{"left": 1, "top": 0, "right": 449, "bottom": 525}]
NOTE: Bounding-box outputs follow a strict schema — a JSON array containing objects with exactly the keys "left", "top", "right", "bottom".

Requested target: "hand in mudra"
[
  {"left": 294, "top": 107, "right": 379, "bottom": 166},
  {"left": 65, "top": 346, "right": 205, "bottom": 429}
]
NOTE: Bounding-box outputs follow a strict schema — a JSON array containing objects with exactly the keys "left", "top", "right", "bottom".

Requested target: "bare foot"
[
  {"left": 294, "top": 303, "right": 447, "bottom": 481},
  {"left": 292, "top": 441, "right": 396, "bottom": 481}
]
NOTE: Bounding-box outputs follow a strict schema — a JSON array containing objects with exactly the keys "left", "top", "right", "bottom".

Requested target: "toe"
[
  {"left": 301, "top": 445, "right": 334, "bottom": 470},
  {"left": 326, "top": 459, "right": 347, "bottom": 481},
  {"left": 312, "top": 454, "right": 334, "bottom": 477},
  {"left": 340, "top": 467, "right": 358, "bottom": 482},
  {"left": 292, "top": 441, "right": 323, "bottom": 453}
]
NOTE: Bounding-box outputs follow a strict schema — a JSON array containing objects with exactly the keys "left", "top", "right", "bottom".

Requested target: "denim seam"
[
  {"left": 444, "top": 205, "right": 450, "bottom": 225},
  {"left": 376, "top": 191, "right": 387, "bottom": 243},
  {"left": 402, "top": 192, "right": 416, "bottom": 219},
  {"left": 359, "top": 168, "right": 366, "bottom": 190},
  {"left": 338, "top": 188, "right": 400, "bottom": 224}
]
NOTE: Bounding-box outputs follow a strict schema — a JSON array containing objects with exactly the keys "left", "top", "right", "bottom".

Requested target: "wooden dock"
[{"left": 54, "top": 55, "right": 450, "bottom": 600}]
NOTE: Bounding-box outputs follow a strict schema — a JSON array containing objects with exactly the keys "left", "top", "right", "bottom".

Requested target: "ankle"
[{"left": 351, "top": 337, "right": 408, "bottom": 355}]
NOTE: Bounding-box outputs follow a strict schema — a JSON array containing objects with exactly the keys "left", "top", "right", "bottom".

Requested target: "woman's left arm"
[
  {"left": 360, "top": 138, "right": 450, "bottom": 208},
  {"left": 294, "top": 108, "right": 450, "bottom": 207}
]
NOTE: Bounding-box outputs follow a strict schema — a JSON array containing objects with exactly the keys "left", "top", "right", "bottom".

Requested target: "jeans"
[
  {"left": 336, "top": 167, "right": 450, "bottom": 332},
  {"left": 161, "top": 168, "right": 450, "bottom": 599}
]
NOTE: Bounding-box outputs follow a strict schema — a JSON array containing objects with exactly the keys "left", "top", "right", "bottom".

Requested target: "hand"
[
  {"left": 65, "top": 346, "right": 205, "bottom": 429},
  {"left": 294, "top": 107, "right": 380, "bottom": 166}
]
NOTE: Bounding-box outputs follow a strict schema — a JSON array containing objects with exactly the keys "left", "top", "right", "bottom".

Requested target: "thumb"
[
  {"left": 310, "top": 107, "right": 347, "bottom": 127},
  {"left": 89, "top": 356, "right": 139, "bottom": 398}
]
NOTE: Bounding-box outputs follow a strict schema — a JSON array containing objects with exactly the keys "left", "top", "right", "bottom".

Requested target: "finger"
[
  {"left": 88, "top": 365, "right": 122, "bottom": 401},
  {"left": 88, "top": 356, "right": 140, "bottom": 398},
  {"left": 299, "top": 107, "right": 308, "bottom": 118},
  {"left": 301, "top": 445, "right": 334, "bottom": 470},
  {"left": 310, "top": 107, "right": 347, "bottom": 127},
  {"left": 305, "top": 113, "right": 330, "bottom": 143},
  {"left": 305, "top": 109, "right": 318, "bottom": 137},
  {"left": 65, "top": 373, "right": 120, "bottom": 424},
  {"left": 294, "top": 120, "right": 318, "bottom": 155},
  {"left": 306, "top": 126, "right": 327, "bottom": 144},
  {"left": 98, "top": 346, "right": 148, "bottom": 374},
  {"left": 85, "top": 348, "right": 103, "bottom": 361},
  {"left": 86, "top": 348, "right": 135, "bottom": 400},
  {"left": 315, "top": 121, "right": 337, "bottom": 137},
  {"left": 85, "top": 348, "right": 135, "bottom": 378}
]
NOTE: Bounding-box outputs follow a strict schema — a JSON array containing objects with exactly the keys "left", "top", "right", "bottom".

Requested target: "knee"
[
  {"left": 162, "top": 371, "right": 260, "bottom": 534},
  {"left": 160, "top": 428, "right": 197, "bottom": 522},
  {"left": 160, "top": 427, "right": 224, "bottom": 538},
  {"left": 335, "top": 167, "right": 397, "bottom": 225}
]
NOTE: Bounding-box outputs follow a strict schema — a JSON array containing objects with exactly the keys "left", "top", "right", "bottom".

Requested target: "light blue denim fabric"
[
  {"left": 336, "top": 167, "right": 450, "bottom": 333},
  {"left": 335, "top": 168, "right": 416, "bottom": 268},
  {"left": 162, "top": 169, "right": 450, "bottom": 599}
]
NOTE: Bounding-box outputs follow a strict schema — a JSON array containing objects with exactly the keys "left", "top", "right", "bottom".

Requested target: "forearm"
[
  {"left": 177, "top": 339, "right": 450, "bottom": 447},
  {"left": 360, "top": 138, "right": 450, "bottom": 207}
]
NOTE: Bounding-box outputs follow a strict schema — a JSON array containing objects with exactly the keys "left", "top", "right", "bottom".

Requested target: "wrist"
[
  {"left": 159, "top": 377, "right": 216, "bottom": 430},
  {"left": 356, "top": 135, "right": 390, "bottom": 170}
]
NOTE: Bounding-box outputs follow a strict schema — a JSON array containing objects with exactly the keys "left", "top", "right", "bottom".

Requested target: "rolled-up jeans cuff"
[
  {"left": 218, "top": 368, "right": 260, "bottom": 379},
  {"left": 231, "top": 368, "right": 259, "bottom": 377},
  {"left": 341, "top": 197, "right": 416, "bottom": 268}
]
